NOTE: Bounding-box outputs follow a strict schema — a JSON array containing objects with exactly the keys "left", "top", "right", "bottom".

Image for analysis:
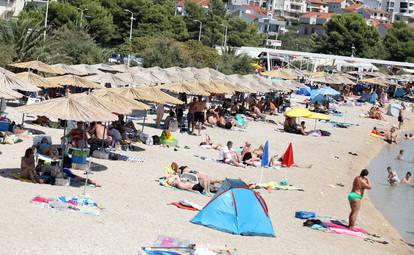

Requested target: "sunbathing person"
[
  {"left": 171, "top": 162, "right": 222, "bottom": 196},
  {"left": 166, "top": 162, "right": 212, "bottom": 195},
  {"left": 296, "top": 121, "right": 307, "bottom": 136},
  {"left": 65, "top": 122, "right": 86, "bottom": 148},
  {"left": 368, "top": 106, "right": 384, "bottom": 120},
  {"left": 241, "top": 143, "right": 263, "bottom": 167},
  {"left": 199, "top": 135, "right": 222, "bottom": 150},
  {"left": 269, "top": 154, "right": 312, "bottom": 168},
  {"left": 20, "top": 148, "right": 42, "bottom": 183},
  {"left": 250, "top": 103, "right": 264, "bottom": 120},
  {"left": 219, "top": 141, "right": 245, "bottom": 167},
  {"left": 37, "top": 137, "right": 59, "bottom": 160}
]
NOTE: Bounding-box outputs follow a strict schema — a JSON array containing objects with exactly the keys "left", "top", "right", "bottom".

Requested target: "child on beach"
[
  {"left": 401, "top": 172, "right": 413, "bottom": 185},
  {"left": 396, "top": 149, "right": 404, "bottom": 160},
  {"left": 387, "top": 166, "right": 399, "bottom": 185}
]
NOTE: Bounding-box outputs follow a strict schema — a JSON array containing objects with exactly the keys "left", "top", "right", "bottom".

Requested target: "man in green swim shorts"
[{"left": 348, "top": 169, "right": 372, "bottom": 229}]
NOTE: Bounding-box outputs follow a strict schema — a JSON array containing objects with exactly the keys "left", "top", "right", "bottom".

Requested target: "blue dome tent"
[{"left": 191, "top": 179, "right": 275, "bottom": 237}]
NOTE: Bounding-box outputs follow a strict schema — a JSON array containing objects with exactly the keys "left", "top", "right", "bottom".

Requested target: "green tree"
[
  {"left": 383, "top": 22, "right": 414, "bottom": 62},
  {"left": 226, "top": 16, "right": 265, "bottom": 47},
  {"left": 183, "top": 40, "right": 220, "bottom": 68},
  {"left": 278, "top": 29, "right": 315, "bottom": 52},
  {"left": 39, "top": 26, "right": 105, "bottom": 64},
  {"left": 314, "top": 13, "right": 381, "bottom": 58},
  {"left": 0, "top": 19, "right": 47, "bottom": 62},
  {"left": 47, "top": 2, "right": 79, "bottom": 29},
  {"left": 142, "top": 37, "right": 190, "bottom": 68},
  {"left": 218, "top": 48, "right": 254, "bottom": 75},
  {"left": 79, "top": 0, "right": 117, "bottom": 44}
]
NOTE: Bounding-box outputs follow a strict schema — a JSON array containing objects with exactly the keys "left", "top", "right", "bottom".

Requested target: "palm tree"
[{"left": 0, "top": 19, "right": 47, "bottom": 62}]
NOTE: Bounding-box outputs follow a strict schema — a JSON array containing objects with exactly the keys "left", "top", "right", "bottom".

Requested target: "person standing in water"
[
  {"left": 348, "top": 169, "right": 372, "bottom": 229},
  {"left": 396, "top": 149, "right": 404, "bottom": 160},
  {"left": 387, "top": 166, "right": 399, "bottom": 185},
  {"left": 401, "top": 172, "right": 413, "bottom": 185}
]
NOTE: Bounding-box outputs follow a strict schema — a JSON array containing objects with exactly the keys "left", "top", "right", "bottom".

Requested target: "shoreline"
[{"left": 349, "top": 122, "right": 414, "bottom": 252}]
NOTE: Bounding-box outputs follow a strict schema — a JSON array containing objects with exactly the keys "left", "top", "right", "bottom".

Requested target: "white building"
[
  {"left": 0, "top": 0, "right": 25, "bottom": 19},
  {"left": 382, "top": 0, "right": 414, "bottom": 19},
  {"left": 267, "top": 0, "right": 307, "bottom": 17}
]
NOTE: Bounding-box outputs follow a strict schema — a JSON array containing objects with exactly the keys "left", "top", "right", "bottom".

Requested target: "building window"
[
  {"left": 304, "top": 27, "right": 309, "bottom": 35},
  {"left": 400, "top": 2, "right": 407, "bottom": 8},
  {"left": 390, "top": 2, "right": 394, "bottom": 7}
]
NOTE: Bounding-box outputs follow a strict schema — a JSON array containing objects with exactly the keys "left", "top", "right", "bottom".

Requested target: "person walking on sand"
[
  {"left": 348, "top": 169, "right": 372, "bottom": 229},
  {"left": 193, "top": 95, "right": 207, "bottom": 136},
  {"left": 398, "top": 108, "right": 404, "bottom": 129}
]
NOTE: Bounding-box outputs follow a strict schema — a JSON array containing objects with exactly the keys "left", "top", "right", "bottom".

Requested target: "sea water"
[{"left": 368, "top": 138, "right": 414, "bottom": 246}]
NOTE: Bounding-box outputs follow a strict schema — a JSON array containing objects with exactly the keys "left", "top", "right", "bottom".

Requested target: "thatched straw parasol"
[
  {"left": 16, "top": 72, "right": 58, "bottom": 88},
  {"left": 47, "top": 75, "right": 102, "bottom": 89},
  {"left": 9, "top": 60, "right": 64, "bottom": 75},
  {"left": 109, "top": 87, "right": 183, "bottom": 104},
  {"left": 17, "top": 94, "right": 117, "bottom": 122}
]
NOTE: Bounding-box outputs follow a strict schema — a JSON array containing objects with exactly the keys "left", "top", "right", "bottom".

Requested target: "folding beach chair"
[
  {"left": 126, "top": 110, "right": 147, "bottom": 132},
  {"left": 32, "top": 135, "right": 61, "bottom": 165}
]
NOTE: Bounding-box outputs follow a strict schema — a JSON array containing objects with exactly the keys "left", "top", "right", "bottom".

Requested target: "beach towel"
[
  {"left": 170, "top": 200, "right": 202, "bottom": 211},
  {"left": 253, "top": 182, "right": 304, "bottom": 191},
  {"left": 31, "top": 195, "right": 102, "bottom": 216}
]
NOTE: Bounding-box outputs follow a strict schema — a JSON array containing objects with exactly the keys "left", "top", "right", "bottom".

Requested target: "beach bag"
[
  {"left": 152, "top": 135, "right": 160, "bottom": 145},
  {"left": 295, "top": 211, "right": 316, "bottom": 219}
]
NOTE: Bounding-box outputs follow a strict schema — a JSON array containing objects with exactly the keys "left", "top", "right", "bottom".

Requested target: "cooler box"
[
  {"left": 71, "top": 149, "right": 87, "bottom": 170},
  {"left": 0, "top": 121, "right": 10, "bottom": 131}
]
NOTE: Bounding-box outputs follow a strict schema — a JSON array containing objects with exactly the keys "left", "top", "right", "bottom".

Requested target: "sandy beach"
[{"left": 0, "top": 98, "right": 413, "bottom": 255}]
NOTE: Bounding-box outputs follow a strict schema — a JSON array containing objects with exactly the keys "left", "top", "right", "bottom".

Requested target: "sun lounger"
[
  {"left": 126, "top": 110, "right": 147, "bottom": 132},
  {"left": 32, "top": 136, "right": 61, "bottom": 165}
]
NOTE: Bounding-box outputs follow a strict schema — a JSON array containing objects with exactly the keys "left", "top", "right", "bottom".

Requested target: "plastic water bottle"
[{"left": 280, "top": 177, "right": 288, "bottom": 186}]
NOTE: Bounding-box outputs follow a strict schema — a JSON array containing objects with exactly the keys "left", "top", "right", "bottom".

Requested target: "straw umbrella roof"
[
  {"left": 159, "top": 81, "right": 210, "bottom": 96},
  {"left": 70, "top": 64, "right": 101, "bottom": 75},
  {"left": 241, "top": 74, "right": 272, "bottom": 93},
  {"left": 90, "top": 64, "right": 119, "bottom": 73},
  {"left": 92, "top": 90, "right": 150, "bottom": 112},
  {"left": 16, "top": 94, "right": 118, "bottom": 122},
  {"left": 261, "top": 69, "right": 297, "bottom": 80},
  {"left": 142, "top": 69, "right": 176, "bottom": 84},
  {"left": 9, "top": 60, "right": 65, "bottom": 75},
  {"left": 360, "top": 77, "right": 393, "bottom": 87},
  {"left": 16, "top": 72, "right": 58, "bottom": 88},
  {"left": 0, "top": 70, "right": 40, "bottom": 92},
  {"left": 109, "top": 87, "right": 183, "bottom": 104},
  {"left": 47, "top": 75, "right": 102, "bottom": 89},
  {"left": 86, "top": 73, "right": 128, "bottom": 87},
  {"left": 115, "top": 72, "right": 155, "bottom": 86},
  {"left": 224, "top": 74, "right": 255, "bottom": 93},
  {"left": 53, "top": 64, "right": 88, "bottom": 76},
  {"left": 0, "top": 87, "right": 24, "bottom": 100},
  {"left": 164, "top": 67, "right": 195, "bottom": 82}
]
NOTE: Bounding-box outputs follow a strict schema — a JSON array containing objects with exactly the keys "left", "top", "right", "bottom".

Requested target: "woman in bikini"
[{"left": 348, "top": 169, "right": 371, "bottom": 229}]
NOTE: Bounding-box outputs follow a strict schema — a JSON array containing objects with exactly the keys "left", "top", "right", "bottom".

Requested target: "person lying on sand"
[
  {"left": 167, "top": 162, "right": 220, "bottom": 196},
  {"left": 241, "top": 143, "right": 263, "bottom": 167},
  {"left": 218, "top": 141, "right": 245, "bottom": 168},
  {"left": 170, "top": 162, "right": 222, "bottom": 196},
  {"left": 401, "top": 172, "right": 413, "bottom": 185},
  {"left": 199, "top": 135, "right": 222, "bottom": 150},
  {"left": 387, "top": 166, "right": 399, "bottom": 186},
  {"left": 348, "top": 169, "right": 371, "bottom": 229},
  {"left": 269, "top": 154, "right": 312, "bottom": 168}
]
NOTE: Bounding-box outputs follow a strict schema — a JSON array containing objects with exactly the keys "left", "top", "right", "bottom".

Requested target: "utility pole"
[
  {"left": 194, "top": 20, "right": 202, "bottom": 42},
  {"left": 77, "top": 8, "right": 88, "bottom": 27},
  {"left": 43, "top": 0, "right": 49, "bottom": 41},
  {"left": 125, "top": 9, "right": 135, "bottom": 67}
]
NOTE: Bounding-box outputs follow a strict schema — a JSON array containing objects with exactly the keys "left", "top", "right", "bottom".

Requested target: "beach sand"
[{"left": 0, "top": 98, "right": 413, "bottom": 255}]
